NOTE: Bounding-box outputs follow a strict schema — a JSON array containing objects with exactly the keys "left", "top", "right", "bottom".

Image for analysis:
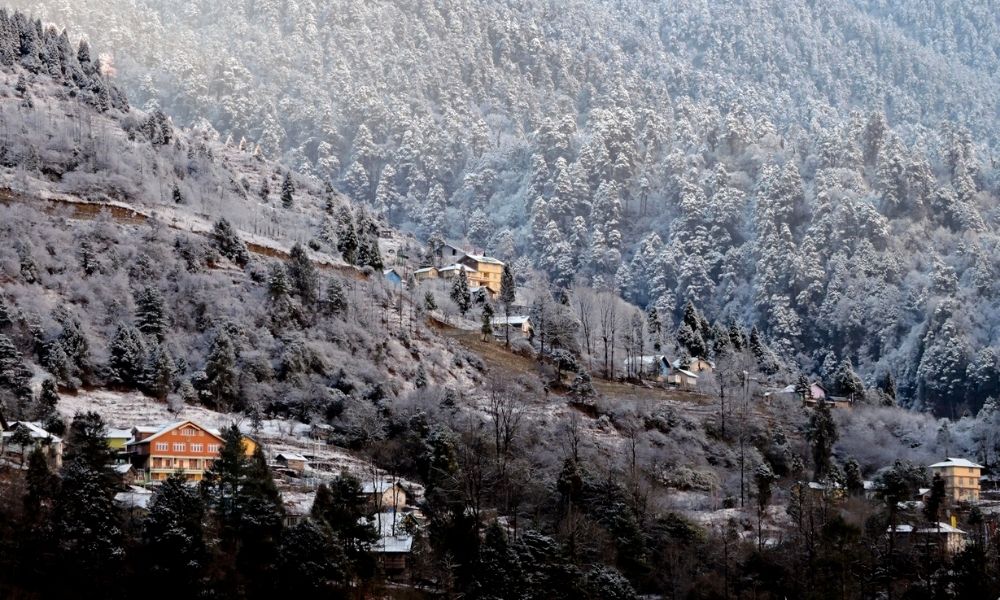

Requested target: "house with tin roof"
[{"left": 929, "top": 458, "right": 985, "bottom": 502}]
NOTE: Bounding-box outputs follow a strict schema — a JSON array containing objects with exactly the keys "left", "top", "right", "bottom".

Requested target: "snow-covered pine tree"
[
  {"left": 286, "top": 243, "right": 320, "bottom": 306},
  {"left": 134, "top": 286, "right": 168, "bottom": 342},
  {"left": 324, "top": 278, "right": 348, "bottom": 317},
  {"left": 211, "top": 218, "right": 250, "bottom": 267},
  {"left": 451, "top": 269, "right": 471, "bottom": 317},
  {"left": 336, "top": 206, "right": 359, "bottom": 265},
  {"left": 0, "top": 334, "right": 32, "bottom": 400},
  {"left": 281, "top": 172, "right": 295, "bottom": 208},
  {"left": 107, "top": 324, "right": 146, "bottom": 388},
  {"left": 52, "top": 412, "right": 122, "bottom": 589},
  {"left": 203, "top": 329, "right": 239, "bottom": 410}
]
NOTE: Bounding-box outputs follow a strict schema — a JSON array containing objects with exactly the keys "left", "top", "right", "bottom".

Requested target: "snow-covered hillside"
[{"left": 9, "top": 2, "right": 1000, "bottom": 415}]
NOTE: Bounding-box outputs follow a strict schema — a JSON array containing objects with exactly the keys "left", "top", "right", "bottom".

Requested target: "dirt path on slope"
[{"left": 0, "top": 188, "right": 366, "bottom": 279}]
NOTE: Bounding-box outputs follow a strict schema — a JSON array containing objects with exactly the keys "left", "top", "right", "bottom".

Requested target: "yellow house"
[
  {"left": 362, "top": 478, "right": 409, "bottom": 512},
  {"left": 459, "top": 254, "right": 504, "bottom": 294},
  {"left": 106, "top": 428, "right": 133, "bottom": 451},
  {"left": 413, "top": 266, "right": 439, "bottom": 283},
  {"left": 666, "top": 368, "right": 699, "bottom": 388},
  {"left": 242, "top": 435, "right": 259, "bottom": 457},
  {"left": 929, "top": 458, "right": 983, "bottom": 502}
]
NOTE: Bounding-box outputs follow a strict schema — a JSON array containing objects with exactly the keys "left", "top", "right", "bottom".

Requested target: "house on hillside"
[
  {"left": 438, "top": 263, "right": 477, "bottom": 280},
  {"left": 106, "top": 428, "right": 133, "bottom": 452},
  {"left": 673, "top": 357, "right": 714, "bottom": 375},
  {"left": 491, "top": 315, "right": 533, "bottom": 339},
  {"left": 459, "top": 254, "right": 505, "bottom": 294},
  {"left": 127, "top": 420, "right": 226, "bottom": 482},
  {"left": 470, "top": 285, "right": 495, "bottom": 303},
  {"left": 1, "top": 421, "right": 63, "bottom": 468},
  {"left": 666, "top": 368, "right": 699, "bottom": 388},
  {"left": 281, "top": 490, "right": 315, "bottom": 527},
  {"left": 114, "top": 463, "right": 138, "bottom": 485},
  {"left": 435, "top": 241, "right": 467, "bottom": 264},
  {"left": 383, "top": 269, "right": 403, "bottom": 287},
  {"left": 766, "top": 381, "right": 831, "bottom": 404},
  {"left": 804, "top": 396, "right": 853, "bottom": 409},
  {"left": 361, "top": 478, "right": 408, "bottom": 512},
  {"left": 891, "top": 522, "right": 967, "bottom": 555},
  {"left": 413, "top": 266, "right": 439, "bottom": 283},
  {"left": 275, "top": 451, "right": 308, "bottom": 473},
  {"left": 115, "top": 485, "right": 154, "bottom": 522},
  {"left": 370, "top": 512, "right": 418, "bottom": 578},
  {"left": 626, "top": 355, "right": 672, "bottom": 381},
  {"left": 929, "top": 458, "right": 984, "bottom": 502},
  {"left": 763, "top": 384, "right": 798, "bottom": 403}
]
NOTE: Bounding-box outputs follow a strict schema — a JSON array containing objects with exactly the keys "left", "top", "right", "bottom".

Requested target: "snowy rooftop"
[
  {"left": 892, "top": 523, "right": 965, "bottom": 535},
  {"left": 2, "top": 421, "right": 62, "bottom": 443},
  {"left": 115, "top": 486, "right": 154, "bottom": 510},
  {"left": 127, "top": 420, "right": 223, "bottom": 446},
  {"left": 464, "top": 254, "right": 504, "bottom": 266},
  {"left": 491, "top": 315, "right": 531, "bottom": 326},
  {"left": 929, "top": 458, "right": 984, "bottom": 469},
  {"left": 366, "top": 512, "right": 415, "bottom": 553},
  {"left": 438, "top": 263, "right": 476, "bottom": 273},
  {"left": 276, "top": 452, "right": 308, "bottom": 462},
  {"left": 362, "top": 479, "right": 405, "bottom": 494}
]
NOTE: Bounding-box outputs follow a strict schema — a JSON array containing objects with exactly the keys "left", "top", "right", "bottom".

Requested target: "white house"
[
  {"left": 667, "top": 368, "right": 699, "bottom": 388},
  {"left": 1, "top": 421, "right": 64, "bottom": 468},
  {"left": 490, "top": 315, "right": 533, "bottom": 338}
]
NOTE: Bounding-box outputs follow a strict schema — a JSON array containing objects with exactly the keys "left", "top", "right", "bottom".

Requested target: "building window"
[
  {"left": 208, "top": 444, "right": 220, "bottom": 453},
  {"left": 155, "top": 442, "right": 168, "bottom": 451},
  {"left": 173, "top": 442, "right": 185, "bottom": 452},
  {"left": 191, "top": 443, "right": 203, "bottom": 452},
  {"left": 182, "top": 428, "right": 196, "bottom": 436}
]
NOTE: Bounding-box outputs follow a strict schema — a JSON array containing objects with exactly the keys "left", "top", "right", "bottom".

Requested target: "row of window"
[
  {"left": 152, "top": 442, "right": 220, "bottom": 453},
  {"left": 151, "top": 457, "right": 214, "bottom": 469}
]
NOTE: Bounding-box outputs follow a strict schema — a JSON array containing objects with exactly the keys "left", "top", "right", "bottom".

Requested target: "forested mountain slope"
[
  {"left": 0, "top": 11, "right": 479, "bottom": 429},
  {"left": 13, "top": 0, "right": 1000, "bottom": 415},
  {"left": 6, "top": 11, "right": 1000, "bottom": 599}
]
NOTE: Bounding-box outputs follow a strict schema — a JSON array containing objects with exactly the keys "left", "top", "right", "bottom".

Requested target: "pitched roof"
[
  {"left": 491, "top": 315, "right": 531, "bottom": 326},
  {"left": 114, "top": 486, "right": 154, "bottom": 510},
  {"left": 413, "top": 266, "right": 438, "bottom": 274},
  {"left": 106, "top": 428, "right": 133, "bottom": 439},
  {"left": 275, "top": 452, "right": 308, "bottom": 462},
  {"left": 464, "top": 253, "right": 504, "bottom": 266},
  {"left": 362, "top": 479, "right": 405, "bottom": 494},
  {"left": 365, "top": 513, "right": 414, "bottom": 553},
  {"left": 3, "top": 421, "right": 62, "bottom": 444},
  {"left": 438, "top": 263, "right": 475, "bottom": 273},
  {"left": 127, "top": 420, "right": 224, "bottom": 446},
  {"left": 676, "top": 369, "right": 699, "bottom": 378},
  {"left": 929, "top": 458, "right": 985, "bottom": 469},
  {"left": 892, "top": 522, "right": 966, "bottom": 535}
]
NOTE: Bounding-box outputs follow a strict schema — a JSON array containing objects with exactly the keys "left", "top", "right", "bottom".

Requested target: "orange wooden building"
[{"left": 127, "top": 420, "right": 226, "bottom": 482}]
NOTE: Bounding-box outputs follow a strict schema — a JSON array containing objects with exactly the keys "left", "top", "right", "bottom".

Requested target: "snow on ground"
[
  {"left": 58, "top": 389, "right": 225, "bottom": 430},
  {"left": 56, "top": 389, "right": 422, "bottom": 493}
]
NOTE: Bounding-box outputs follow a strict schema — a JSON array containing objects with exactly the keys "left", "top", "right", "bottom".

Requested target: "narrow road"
[{"left": 0, "top": 188, "right": 366, "bottom": 279}]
